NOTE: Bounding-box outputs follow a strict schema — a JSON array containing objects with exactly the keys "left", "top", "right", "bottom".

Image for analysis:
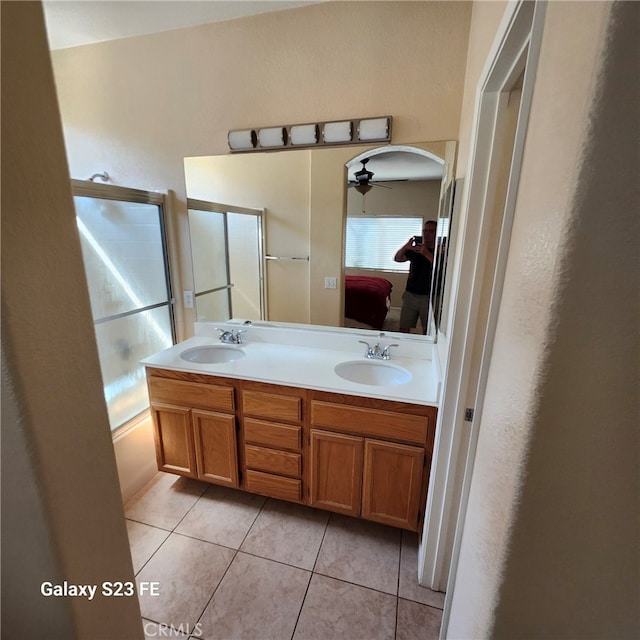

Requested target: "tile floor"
[{"left": 125, "top": 472, "right": 445, "bottom": 640}]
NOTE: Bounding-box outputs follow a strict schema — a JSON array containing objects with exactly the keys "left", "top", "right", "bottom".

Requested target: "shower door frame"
[
  {"left": 71, "top": 179, "right": 177, "bottom": 432},
  {"left": 187, "top": 198, "right": 267, "bottom": 322}
]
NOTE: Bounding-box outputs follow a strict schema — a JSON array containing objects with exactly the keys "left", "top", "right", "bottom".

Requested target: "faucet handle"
[
  {"left": 381, "top": 343, "right": 399, "bottom": 359},
  {"left": 215, "top": 327, "right": 236, "bottom": 343},
  {"left": 358, "top": 340, "right": 374, "bottom": 358}
]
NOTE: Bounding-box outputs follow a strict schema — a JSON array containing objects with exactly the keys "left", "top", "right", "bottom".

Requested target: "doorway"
[{"left": 418, "top": 0, "right": 548, "bottom": 629}]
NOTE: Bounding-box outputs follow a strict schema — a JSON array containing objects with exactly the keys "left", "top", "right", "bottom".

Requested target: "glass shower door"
[
  {"left": 73, "top": 182, "right": 175, "bottom": 432},
  {"left": 188, "top": 208, "right": 232, "bottom": 321},
  {"left": 188, "top": 199, "right": 265, "bottom": 322},
  {"left": 227, "top": 211, "right": 264, "bottom": 319}
]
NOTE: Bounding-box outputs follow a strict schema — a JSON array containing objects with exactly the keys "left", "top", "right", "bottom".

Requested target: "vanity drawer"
[
  {"left": 244, "top": 418, "right": 302, "bottom": 451},
  {"left": 242, "top": 390, "right": 302, "bottom": 424},
  {"left": 245, "top": 470, "right": 302, "bottom": 503},
  {"left": 245, "top": 445, "right": 301, "bottom": 478},
  {"left": 310, "top": 401, "right": 428, "bottom": 445},
  {"left": 149, "top": 376, "right": 235, "bottom": 412}
]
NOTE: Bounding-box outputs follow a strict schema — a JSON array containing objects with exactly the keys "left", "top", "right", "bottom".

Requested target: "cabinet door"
[
  {"left": 151, "top": 403, "right": 196, "bottom": 478},
  {"left": 192, "top": 410, "right": 239, "bottom": 487},
  {"left": 309, "top": 429, "right": 363, "bottom": 517},
  {"left": 362, "top": 439, "right": 424, "bottom": 531}
]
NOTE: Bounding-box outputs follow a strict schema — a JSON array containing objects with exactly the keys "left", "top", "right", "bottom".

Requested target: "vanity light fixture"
[
  {"left": 290, "top": 123, "right": 319, "bottom": 146},
  {"left": 227, "top": 116, "right": 392, "bottom": 153},
  {"left": 258, "top": 126, "right": 287, "bottom": 148},
  {"left": 357, "top": 117, "right": 390, "bottom": 142},
  {"left": 228, "top": 129, "right": 257, "bottom": 151},
  {"left": 322, "top": 120, "right": 353, "bottom": 144}
]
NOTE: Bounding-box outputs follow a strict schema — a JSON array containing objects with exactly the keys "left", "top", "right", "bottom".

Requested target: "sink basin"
[
  {"left": 334, "top": 361, "right": 412, "bottom": 386},
  {"left": 180, "top": 345, "right": 246, "bottom": 364}
]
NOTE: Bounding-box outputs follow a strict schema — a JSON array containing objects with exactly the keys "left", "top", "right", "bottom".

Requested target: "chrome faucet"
[
  {"left": 216, "top": 328, "right": 246, "bottom": 345},
  {"left": 358, "top": 340, "right": 399, "bottom": 360}
]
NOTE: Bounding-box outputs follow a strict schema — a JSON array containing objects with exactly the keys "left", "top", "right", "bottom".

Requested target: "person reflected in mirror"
[{"left": 394, "top": 219, "right": 437, "bottom": 334}]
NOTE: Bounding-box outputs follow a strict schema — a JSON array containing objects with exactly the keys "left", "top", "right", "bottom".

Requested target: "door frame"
[{"left": 418, "top": 0, "right": 547, "bottom": 614}]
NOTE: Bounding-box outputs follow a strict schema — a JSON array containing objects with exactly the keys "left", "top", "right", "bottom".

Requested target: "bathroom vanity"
[{"left": 141, "top": 322, "right": 440, "bottom": 532}]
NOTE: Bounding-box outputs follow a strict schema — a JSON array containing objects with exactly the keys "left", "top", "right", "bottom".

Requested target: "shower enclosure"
[{"left": 72, "top": 180, "right": 175, "bottom": 432}]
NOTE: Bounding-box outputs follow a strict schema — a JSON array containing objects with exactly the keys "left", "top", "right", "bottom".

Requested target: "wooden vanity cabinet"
[
  {"left": 308, "top": 392, "right": 436, "bottom": 531},
  {"left": 240, "top": 381, "right": 304, "bottom": 503},
  {"left": 145, "top": 368, "right": 437, "bottom": 532},
  {"left": 146, "top": 369, "right": 239, "bottom": 487}
]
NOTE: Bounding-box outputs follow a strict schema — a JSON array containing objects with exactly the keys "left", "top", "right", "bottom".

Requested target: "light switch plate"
[
  {"left": 324, "top": 277, "right": 337, "bottom": 289},
  {"left": 183, "top": 290, "right": 194, "bottom": 308}
]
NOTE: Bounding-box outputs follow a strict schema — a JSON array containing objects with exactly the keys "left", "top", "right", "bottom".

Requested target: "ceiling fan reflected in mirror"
[{"left": 348, "top": 158, "right": 392, "bottom": 195}]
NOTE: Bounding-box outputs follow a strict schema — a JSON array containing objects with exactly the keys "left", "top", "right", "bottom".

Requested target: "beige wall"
[
  {"left": 50, "top": 0, "right": 472, "bottom": 336},
  {"left": 447, "top": 1, "right": 639, "bottom": 637},
  {"left": 1, "top": 2, "right": 143, "bottom": 637}
]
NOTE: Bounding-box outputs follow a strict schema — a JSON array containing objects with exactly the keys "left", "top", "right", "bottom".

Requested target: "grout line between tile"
[
  {"left": 193, "top": 546, "right": 239, "bottom": 634},
  {"left": 231, "top": 493, "right": 268, "bottom": 553},
  {"left": 395, "top": 532, "right": 403, "bottom": 640},
  {"left": 170, "top": 485, "right": 210, "bottom": 533},
  {"left": 191, "top": 495, "right": 268, "bottom": 632},
  {"left": 310, "top": 510, "right": 332, "bottom": 574},
  {"left": 289, "top": 566, "right": 314, "bottom": 640},
  {"left": 230, "top": 548, "right": 314, "bottom": 573},
  {"left": 125, "top": 516, "right": 174, "bottom": 533},
  {"left": 398, "top": 596, "right": 445, "bottom": 613},
  {"left": 161, "top": 529, "right": 239, "bottom": 552},
  {"left": 311, "top": 569, "right": 400, "bottom": 599},
  {"left": 127, "top": 520, "right": 172, "bottom": 578}
]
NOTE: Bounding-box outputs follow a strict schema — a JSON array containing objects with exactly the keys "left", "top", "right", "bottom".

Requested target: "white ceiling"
[
  {"left": 347, "top": 150, "right": 444, "bottom": 183},
  {"left": 42, "top": 0, "right": 318, "bottom": 50}
]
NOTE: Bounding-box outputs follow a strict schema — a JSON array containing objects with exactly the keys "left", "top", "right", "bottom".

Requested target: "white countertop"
[{"left": 140, "top": 325, "right": 440, "bottom": 407}]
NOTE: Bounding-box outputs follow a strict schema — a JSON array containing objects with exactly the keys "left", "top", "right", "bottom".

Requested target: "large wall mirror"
[{"left": 183, "top": 140, "right": 456, "bottom": 341}]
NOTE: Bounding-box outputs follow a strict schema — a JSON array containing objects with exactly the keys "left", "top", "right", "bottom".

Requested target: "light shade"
[
  {"left": 258, "top": 127, "right": 287, "bottom": 148},
  {"left": 358, "top": 117, "right": 390, "bottom": 141},
  {"left": 228, "top": 129, "right": 257, "bottom": 150},
  {"left": 290, "top": 124, "right": 319, "bottom": 146},
  {"left": 323, "top": 121, "right": 353, "bottom": 144}
]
